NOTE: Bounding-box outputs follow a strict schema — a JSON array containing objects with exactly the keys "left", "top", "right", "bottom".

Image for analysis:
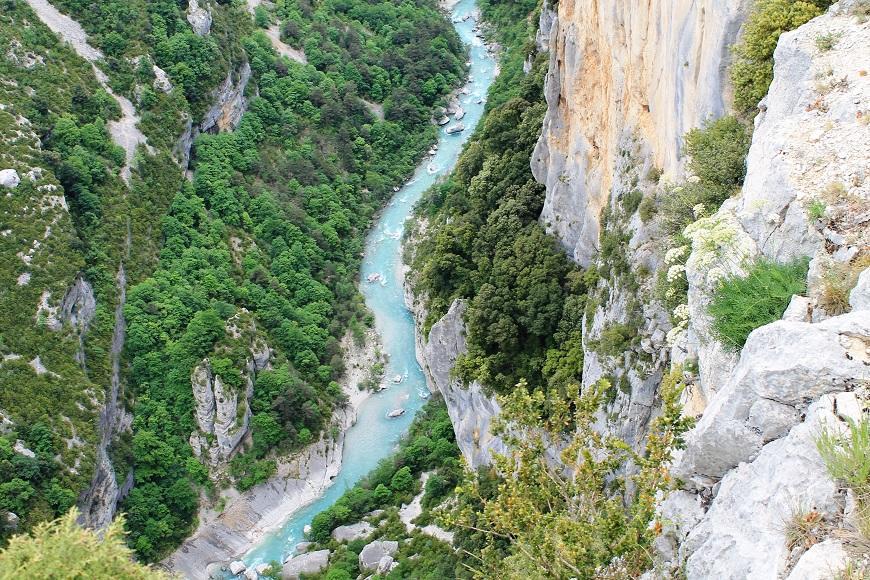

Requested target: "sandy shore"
[{"left": 165, "top": 329, "right": 382, "bottom": 579}]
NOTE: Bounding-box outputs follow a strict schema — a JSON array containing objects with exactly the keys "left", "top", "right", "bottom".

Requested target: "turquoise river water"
[{"left": 242, "top": 0, "right": 496, "bottom": 568}]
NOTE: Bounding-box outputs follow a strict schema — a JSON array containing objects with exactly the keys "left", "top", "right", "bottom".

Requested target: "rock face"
[
  {"left": 532, "top": 0, "right": 747, "bottom": 266},
  {"left": 331, "top": 521, "right": 375, "bottom": 542},
  {"left": 200, "top": 61, "right": 252, "bottom": 135},
  {"left": 60, "top": 276, "right": 96, "bottom": 367},
  {"left": 422, "top": 299, "right": 507, "bottom": 468},
  {"left": 282, "top": 549, "right": 330, "bottom": 579},
  {"left": 651, "top": 5, "right": 870, "bottom": 578},
  {"left": 189, "top": 314, "right": 271, "bottom": 467},
  {"left": 187, "top": 0, "right": 213, "bottom": 36},
  {"left": 675, "top": 312, "right": 869, "bottom": 482}
]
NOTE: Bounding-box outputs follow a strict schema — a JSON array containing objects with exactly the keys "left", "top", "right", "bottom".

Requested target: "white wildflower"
[
  {"left": 707, "top": 267, "right": 726, "bottom": 287},
  {"left": 664, "top": 245, "right": 690, "bottom": 265},
  {"left": 673, "top": 303, "right": 690, "bottom": 323},
  {"left": 667, "top": 264, "right": 686, "bottom": 283},
  {"left": 666, "top": 326, "right": 686, "bottom": 347}
]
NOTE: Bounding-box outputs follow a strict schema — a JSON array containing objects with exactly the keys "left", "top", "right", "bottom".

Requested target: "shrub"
[
  {"left": 784, "top": 508, "right": 826, "bottom": 550},
  {"left": 591, "top": 323, "right": 635, "bottom": 358},
  {"left": 819, "top": 256, "right": 870, "bottom": 315},
  {"left": 684, "top": 116, "right": 751, "bottom": 187},
  {"left": 708, "top": 258, "right": 809, "bottom": 349},
  {"left": 0, "top": 509, "right": 168, "bottom": 578},
  {"left": 731, "top": 0, "right": 833, "bottom": 113},
  {"left": 638, "top": 195, "right": 657, "bottom": 222},
  {"left": 815, "top": 32, "right": 842, "bottom": 52},
  {"left": 807, "top": 199, "right": 827, "bottom": 221},
  {"left": 621, "top": 189, "right": 643, "bottom": 215}
]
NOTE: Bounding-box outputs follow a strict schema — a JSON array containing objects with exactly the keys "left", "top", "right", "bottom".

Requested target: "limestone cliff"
[
  {"left": 653, "top": 4, "right": 870, "bottom": 577},
  {"left": 421, "top": 300, "right": 507, "bottom": 469},
  {"left": 189, "top": 310, "right": 272, "bottom": 468},
  {"left": 532, "top": 0, "right": 747, "bottom": 266}
]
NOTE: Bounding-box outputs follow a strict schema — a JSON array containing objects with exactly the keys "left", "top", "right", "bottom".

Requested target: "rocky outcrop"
[
  {"left": 683, "top": 0, "right": 869, "bottom": 404},
  {"left": 331, "top": 521, "right": 374, "bottom": 542},
  {"left": 532, "top": 0, "right": 747, "bottom": 266},
  {"left": 651, "top": 5, "right": 870, "bottom": 578},
  {"left": 78, "top": 265, "right": 130, "bottom": 530},
  {"left": 60, "top": 276, "right": 96, "bottom": 367},
  {"left": 187, "top": 0, "right": 213, "bottom": 36},
  {"left": 176, "top": 60, "right": 252, "bottom": 171},
  {"left": 421, "top": 299, "right": 507, "bottom": 469},
  {"left": 166, "top": 330, "right": 378, "bottom": 578},
  {"left": 200, "top": 61, "right": 252, "bottom": 135},
  {"left": 166, "top": 405, "right": 354, "bottom": 579},
  {"left": 0, "top": 168, "right": 20, "bottom": 188},
  {"left": 189, "top": 314, "right": 271, "bottom": 467},
  {"left": 675, "top": 312, "right": 868, "bottom": 483},
  {"left": 358, "top": 540, "right": 398, "bottom": 572}
]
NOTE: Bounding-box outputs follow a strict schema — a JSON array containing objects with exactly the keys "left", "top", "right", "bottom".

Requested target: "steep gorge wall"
[{"left": 532, "top": 0, "right": 747, "bottom": 266}]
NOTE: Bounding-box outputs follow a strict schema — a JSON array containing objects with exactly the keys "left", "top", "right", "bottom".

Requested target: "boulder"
[
  {"left": 358, "top": 540, "right": 398, "bottom": 572},
  {"left": 282, "top": 549, "right": 329, "bottom": 579},
  {"left": 331, "top": 521, "right": 374, "bottom": 542},
  {"left": 675, "top": 312, "right": 870, "bottom": 481},
  {"left": 153, "top": 65, "right": 173, "bottom": 93},
  {"left": 781, "top": 295, "right": 811, "bottom": 322},
  {"left": 423, "top": 300, "right": 508, "bottom": 468},
  {"left": 682, "top": 395, "right": 848, "bottom": 578},
  {"left": 850, "top": 268, "right": 870, "bottom": 311},
  {"left": 786, "top": 540, "right": 848, "bottom": 580},
  {"left": 229, "top": 560, "right": 246, "bottom": 575},
  {"left": 377, "top": 555, "right": 394, "bottom": 574},
  {"left": 0, "top": 169, "right": 20, "bottom": 188},
  {"left": 294, "top": 541, "right": 313, "bottom": 553}
]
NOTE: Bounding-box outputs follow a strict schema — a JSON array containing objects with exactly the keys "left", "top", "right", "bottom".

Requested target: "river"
[{"left": 240, "top": 0, "right": 497, "bottom": 569}]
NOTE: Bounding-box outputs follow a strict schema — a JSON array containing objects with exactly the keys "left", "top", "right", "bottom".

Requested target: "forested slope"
[{"left": 0, "top": 0, "right": 466, "bottom": 561}]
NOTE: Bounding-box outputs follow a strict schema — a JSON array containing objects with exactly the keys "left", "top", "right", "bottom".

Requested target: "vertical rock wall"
[{"left": 532, "top": 0, "right": 747, "bottom": 266}]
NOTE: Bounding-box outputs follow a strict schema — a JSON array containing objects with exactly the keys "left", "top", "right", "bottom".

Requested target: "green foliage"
[
  {"left": 638, "top": 195, "right": 656, "bottom": 222},
  {"left": 708, "top": 259, "right": 809, "bottom": 350},
  {"left": 448, "top": 368, "right": 693, "bottom": 578},
  {"left": 818, "top": 418, "right": 870, "bottom": 537},
  {"left": 390, "top": 467, "right": 414, "bottom": 494},
  {"left": 0, "top": 508, "right": 169, "bottom": 578},
  {"left": 621, "top": 189, "right": 643, "bottom": 216},
  {"left": 807, "top": 199, "right": 827, "bottom": 220},
  {"left": 306, "top": 401, "right": 459, "bottom": 543},
  {"left": 657, "top": 116, "right": 750, "bottom": 242},
  {"left": 731, "top": 0, "right": 833, "bottom": 113},
  {"left": 684, "top": 116, "right": 751, "bottom": 187},
  {"left": 114, "top": 0, "right": 466, "bottom": 559},
  {"left": 818, "top": 419, "right": 870, "bottom": 497},
  {"left": 411, "top": 37, "right": 590, "bottom": 396},
  {"left": 590, "top": 323, "right": 635, "bottom": 359}
]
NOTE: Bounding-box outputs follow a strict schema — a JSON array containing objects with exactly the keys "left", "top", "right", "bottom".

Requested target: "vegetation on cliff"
[{"left": 0, "top": 0, "right": 465, "bottom": 560}]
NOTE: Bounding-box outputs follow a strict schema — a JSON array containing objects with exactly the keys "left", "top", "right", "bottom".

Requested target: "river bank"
[
  {"left": 165, "top": 330, "right": 382, "bottom": 579},
  {"left": 167, "top": 0, "right": 498, "bottom": 574}
]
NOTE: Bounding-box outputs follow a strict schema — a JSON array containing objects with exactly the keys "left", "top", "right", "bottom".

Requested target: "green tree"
[
  {"left": 0, "top": 509, "right": 170, "bottom": 578},
  {"left": 390, "top": 467, "right": 414, "bottom": 494}
]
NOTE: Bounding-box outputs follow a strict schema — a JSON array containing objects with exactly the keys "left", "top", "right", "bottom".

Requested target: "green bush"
[
  {"left": 708, "top": 259, "right": 809, "bottom": 349},
  {"left": 731, "top": 0, "right": 833, "bottom": 113},
  {"left": 684, "top": 116, "right": 751, "bottom": 187}
]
